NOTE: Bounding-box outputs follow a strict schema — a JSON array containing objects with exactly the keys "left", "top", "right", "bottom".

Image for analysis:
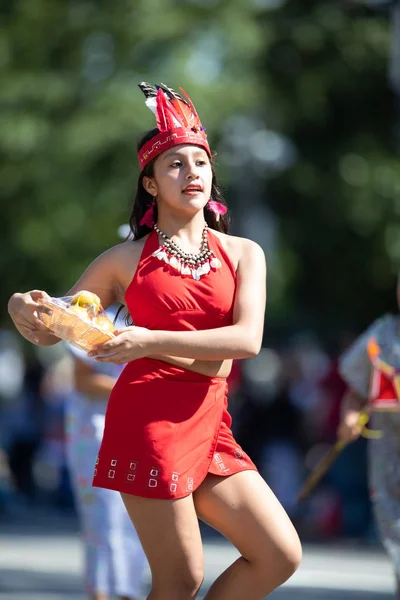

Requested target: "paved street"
[{"left": 0, "top": 509, "right": 395, "bottom": 599}]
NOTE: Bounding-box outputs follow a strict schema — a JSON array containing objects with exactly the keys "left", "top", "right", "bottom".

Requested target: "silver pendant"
[{"left": 152, "top": 246, "right": 220, "bottom": 280}]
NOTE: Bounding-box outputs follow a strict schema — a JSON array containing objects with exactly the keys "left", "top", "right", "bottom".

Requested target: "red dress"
[{"left": 92, "top": 229, "right": 257, "bottom": 499}]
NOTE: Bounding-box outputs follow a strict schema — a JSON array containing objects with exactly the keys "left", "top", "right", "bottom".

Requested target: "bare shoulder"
[
  {"left": 89, "top": 238, "right": 143, "bottom": 273},
  {"left": 65, "top": 235, "right": 150, "bottom": 309},
  {"left": 209, "top": 230, "right": 266, "bottom": 272},
  {"left": 105, "top": 237, "right": 146, "bottom": 262},
  {"left": 71, "top": 236, "right": 149, "bottom": 302},
  {"left": 105, "top": 236, "right": 149, "bottom": 291}
]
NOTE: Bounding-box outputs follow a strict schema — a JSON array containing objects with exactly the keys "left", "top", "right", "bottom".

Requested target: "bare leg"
[
  {"left": 193, "top": 470, "right": 302, "bottom": 599},
  {"left": 121, "top": 493, "right": 204, "bottom": 600}
]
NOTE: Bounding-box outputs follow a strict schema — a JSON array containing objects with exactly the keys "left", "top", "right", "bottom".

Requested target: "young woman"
[
  {"left": 338, "top": 272, "right": 400, "bottom": 599},
  {"left": 65, "top": 323, "right": 147, "bottom": 600},
  {"left": 8, "top": 83, "right": 301, "bottom": 600}
]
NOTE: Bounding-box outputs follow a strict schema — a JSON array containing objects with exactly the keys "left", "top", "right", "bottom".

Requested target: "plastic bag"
[{"left": 37, "top": 290, "right": 115, "bottom": 351}]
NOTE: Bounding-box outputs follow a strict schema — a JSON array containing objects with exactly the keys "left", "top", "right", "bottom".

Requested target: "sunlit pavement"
[{"left": 0, "top": 509, "right": 394, "bottom": 600}]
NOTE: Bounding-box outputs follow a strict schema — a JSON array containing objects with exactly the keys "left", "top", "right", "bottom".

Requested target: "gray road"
[{"left": 0, "top": 510, "right": 395, "bottom": 600}]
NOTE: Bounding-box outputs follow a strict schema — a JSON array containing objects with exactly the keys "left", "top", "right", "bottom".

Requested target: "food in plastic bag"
[
  {"left": 38, "top": 290, "right": 115, "bottom": 351},
  {"left": 94, "top": 314, "right": 115, "bottom": 333},
  {"left": 71, "top": 291, "right": 101, "bottom": 312}
]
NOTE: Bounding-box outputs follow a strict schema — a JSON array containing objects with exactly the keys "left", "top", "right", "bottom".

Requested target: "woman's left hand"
[{"left": 88, "top": 326, "right": 153, "bottom": 363}]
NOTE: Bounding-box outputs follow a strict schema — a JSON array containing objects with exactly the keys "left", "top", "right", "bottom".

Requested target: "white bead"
[
  {"left": 152, "top": 247, "right": 164, "bottom": 258},
  {"left": 169, "top": 256, "right": 179, "bottom": 269},
  {"left": 196, "top": 265, "right": 206, "bottom": 276},
  {"left": 200, "top": 261, "right": 210, "bottom": 274},
  {"left": 192, "top": 269, "right": 201, "bottom": 281},
  {"left": 210, "top": 257, "right": 222, "bottom": 269},
  {"left": 196, "top": 264, "right": 205, "bottom": 276}
]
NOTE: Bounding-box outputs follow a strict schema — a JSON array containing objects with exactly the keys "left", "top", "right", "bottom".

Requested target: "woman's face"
[{"left": 143, "top": 144, "right": 212, "bottom": 217}]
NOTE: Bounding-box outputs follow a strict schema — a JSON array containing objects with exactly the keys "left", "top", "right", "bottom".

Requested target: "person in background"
[
  {"left": 65, "top": 308, "right": 147, "bottom": 600},
  {"left": 337, "top": 271, "right": 400, "bottom": 598}
]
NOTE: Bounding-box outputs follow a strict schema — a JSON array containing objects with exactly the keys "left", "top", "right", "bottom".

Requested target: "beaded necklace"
[{"left": 152, "top": 223, "right": 222, "bottom": 280}]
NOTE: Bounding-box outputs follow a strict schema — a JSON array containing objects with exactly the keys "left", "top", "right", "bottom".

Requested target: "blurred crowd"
[{"left": 0, "top": 326, "right": 373, "bottom": 542}]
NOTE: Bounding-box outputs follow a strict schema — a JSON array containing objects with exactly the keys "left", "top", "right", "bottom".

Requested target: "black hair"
[{"left": 128, "top": 128, "right": 229, "bottom": 240}]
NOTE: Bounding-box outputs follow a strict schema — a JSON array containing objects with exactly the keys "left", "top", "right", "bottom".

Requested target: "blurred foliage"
[
  {"left": 263, "top": 1, "right": 399, "bottom": 337},
  {"left": 1, "top": 0, "right": 398, "bottom": 342}
]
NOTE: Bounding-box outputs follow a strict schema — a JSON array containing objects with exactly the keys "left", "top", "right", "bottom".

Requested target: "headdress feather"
[{"left": 137, "top": 81, "right": 210, "bottom": 170}]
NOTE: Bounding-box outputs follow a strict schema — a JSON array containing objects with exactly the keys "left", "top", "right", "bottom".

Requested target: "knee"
[
  {"left": 270, "top": 534, "right": 302, "bottom": 584},
  {"left": 179, "top": 565, "right": 204, "bottom": 597},
  {"left": 278, "top": 535, "right": 302, "bottom": 580},
  {"left": 152, "top": 564, "right": 204, "bottom": 599},
  {"left": 256, "top": 533, "right": 302, "bottom": 589}
]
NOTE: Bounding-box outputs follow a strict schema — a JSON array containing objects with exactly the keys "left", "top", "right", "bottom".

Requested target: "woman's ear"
[{"left": 143, "top": 175, "right": 157, "bottom": 197}]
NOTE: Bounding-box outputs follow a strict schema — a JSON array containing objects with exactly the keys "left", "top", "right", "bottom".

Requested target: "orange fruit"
[{"left": 71, "top": 291, "right": 101, "bottom": 312}]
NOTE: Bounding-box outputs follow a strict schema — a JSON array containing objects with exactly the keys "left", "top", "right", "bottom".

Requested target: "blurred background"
[{"left": 1, "top": 0, "right": 400, "bottom": 598}]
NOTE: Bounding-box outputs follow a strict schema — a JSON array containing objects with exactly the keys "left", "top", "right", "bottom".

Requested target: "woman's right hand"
[
  {"left": 336, "top": 410, "right": 363, "bottom": 444},
  {"left": 7, "top": 290, "right": 55, "bottom": 344}
]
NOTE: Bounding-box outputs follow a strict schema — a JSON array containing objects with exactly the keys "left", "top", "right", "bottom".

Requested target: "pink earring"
[
  {"left": 140, "top": 197, "right": 156, "bottom": 227},
  {"left": 207, "top": 199, "right": 227, "bottom": 222}
]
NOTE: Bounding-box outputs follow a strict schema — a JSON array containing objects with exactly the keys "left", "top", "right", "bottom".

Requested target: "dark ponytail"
[{"left": 128, "top": 129, "right": 230, "bottom": 240}]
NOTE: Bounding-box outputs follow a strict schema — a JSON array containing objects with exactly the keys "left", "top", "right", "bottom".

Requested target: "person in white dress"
[{"left": 65, "top": 317, "right": 147, "bottom": 600}]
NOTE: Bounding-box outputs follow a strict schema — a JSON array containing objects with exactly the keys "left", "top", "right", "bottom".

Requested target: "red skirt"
[{"left": 92, "top": 358, "right": 257, "bottom": 499}]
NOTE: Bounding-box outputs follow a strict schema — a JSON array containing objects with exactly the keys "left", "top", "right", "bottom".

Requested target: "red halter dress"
[{"left": 92, "top": 229, "right": 257, "bottom": 499}]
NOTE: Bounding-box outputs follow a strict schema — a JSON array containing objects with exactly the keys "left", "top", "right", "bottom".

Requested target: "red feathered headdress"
[{"left": 137, "top": 82, "right": 211, "bottom": 171}]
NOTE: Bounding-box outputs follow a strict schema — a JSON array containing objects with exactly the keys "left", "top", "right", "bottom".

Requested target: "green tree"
[
  {"left": 1, "top": 0, "right": 397, "bottom": 341},
  {"left": 263, "top": 2, "right": 399, "bottom": 337},
  {"left": 1, "top": 0, "right": 266, "bottom": 320}
]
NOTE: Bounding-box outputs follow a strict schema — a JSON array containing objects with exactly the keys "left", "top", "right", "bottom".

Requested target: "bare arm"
[
  {"left": 340, "top": 388, "right": 368, "bottom": 417},
  {"left": 8, "top": 244, "right": 129, "bottom": 346},
  {"left": 337, "top": 389, "right": 369, "bottom": 443}
]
